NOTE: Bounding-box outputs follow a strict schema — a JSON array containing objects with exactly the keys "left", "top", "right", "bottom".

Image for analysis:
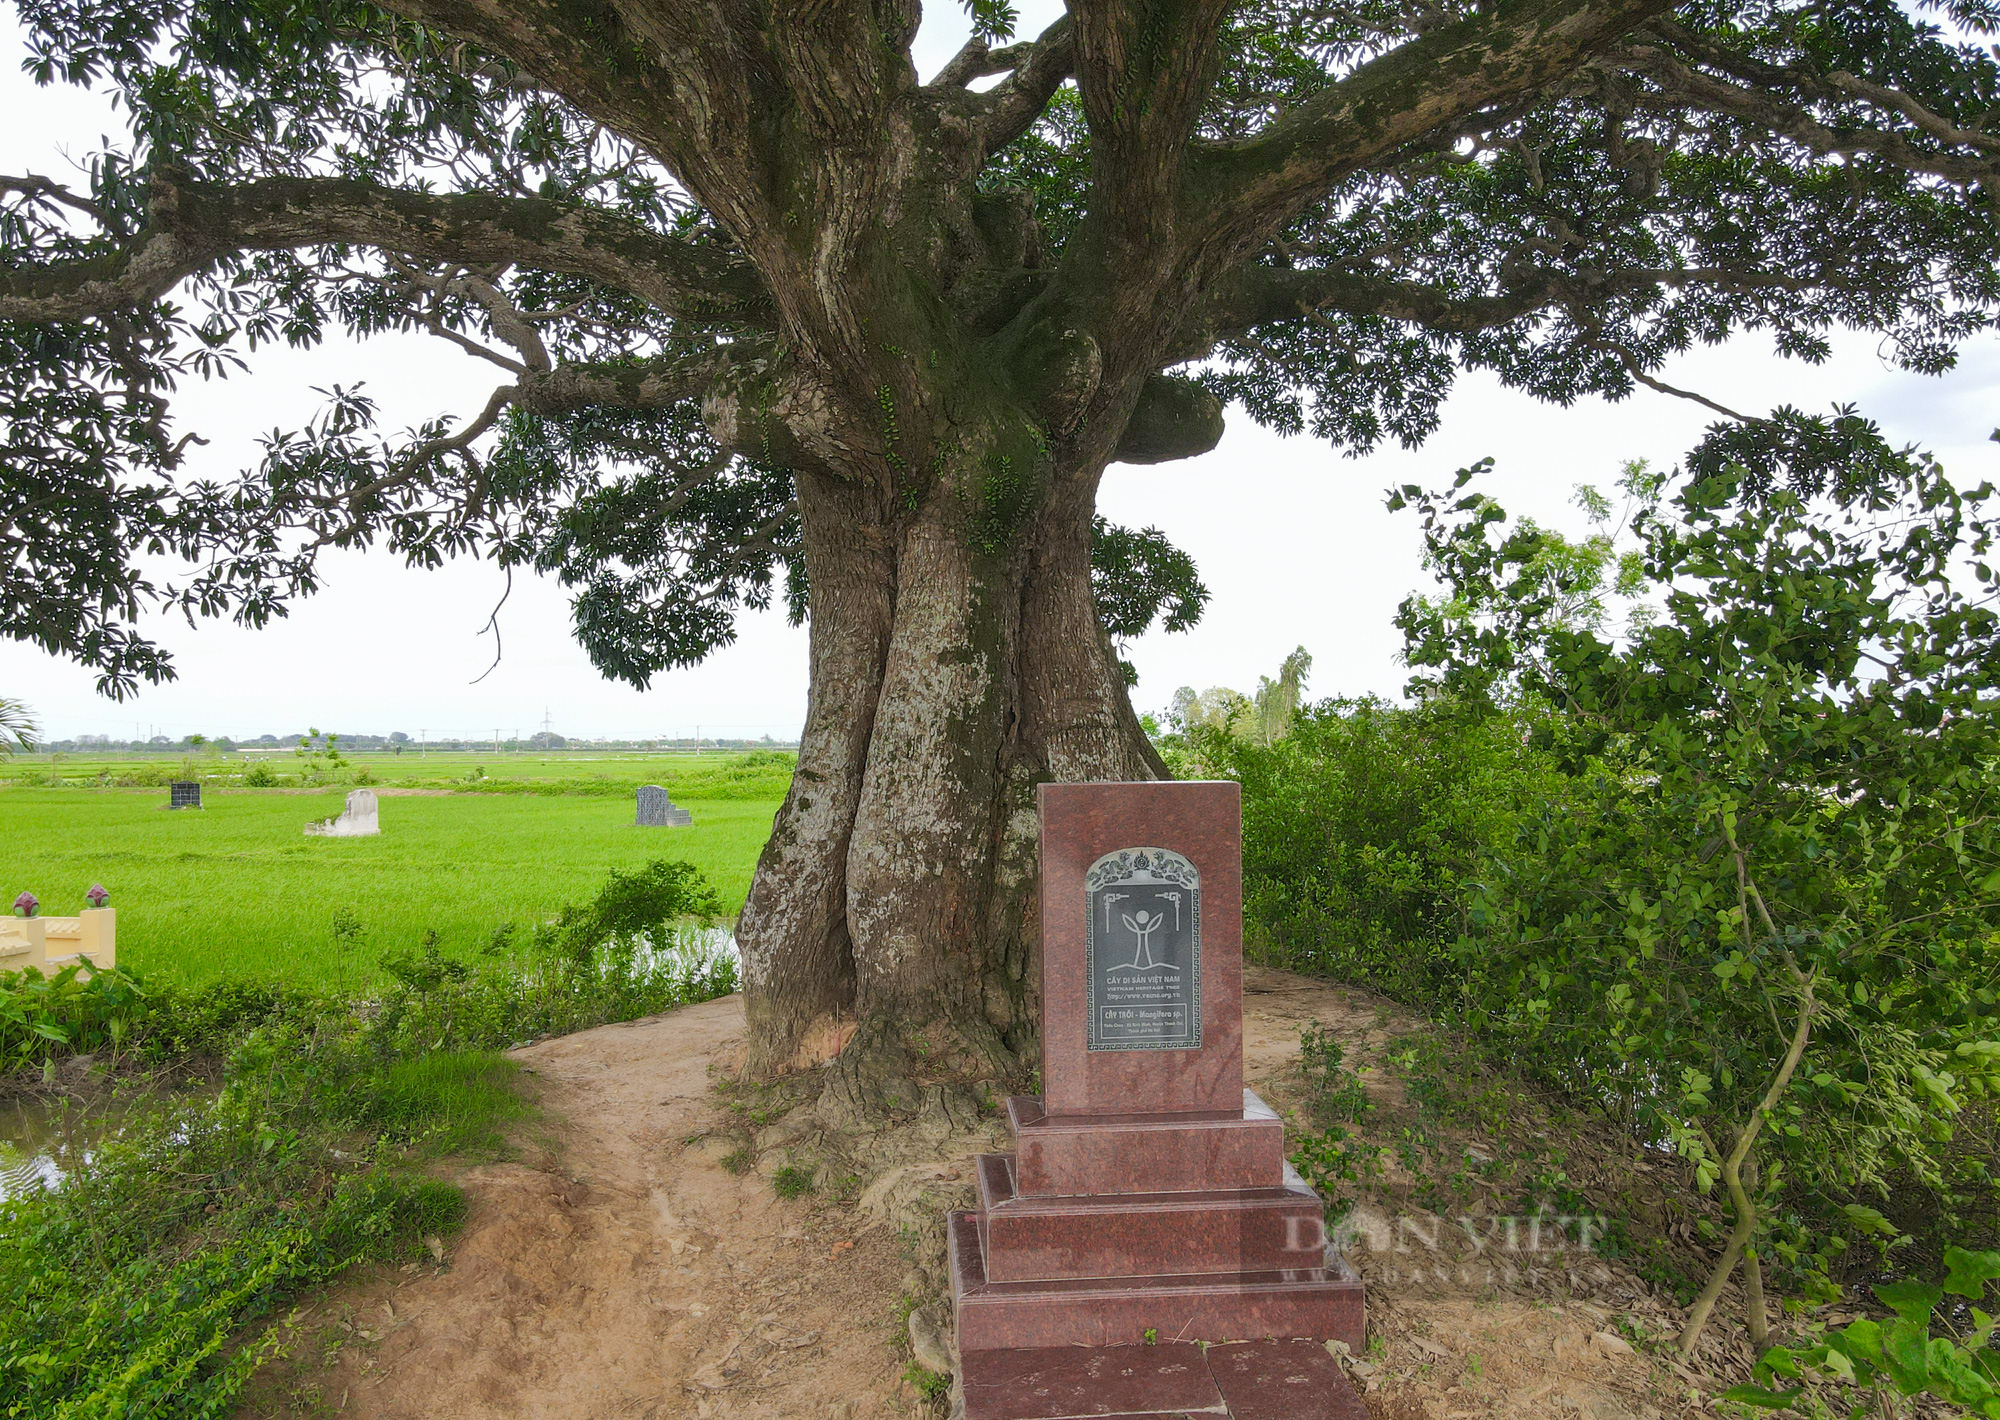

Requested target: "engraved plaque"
[{"left": 1084, "top": 847, "right": 1201, "bottom": 1051}]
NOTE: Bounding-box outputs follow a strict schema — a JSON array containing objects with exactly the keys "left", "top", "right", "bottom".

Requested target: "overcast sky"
[{"left": 3, "top": 5, "right": 1996, "bottom": 744}]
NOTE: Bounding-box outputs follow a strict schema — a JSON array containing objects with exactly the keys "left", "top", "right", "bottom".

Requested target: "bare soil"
[{"left": 245, "top": 970, "right": 1813, "bottom": 1420}]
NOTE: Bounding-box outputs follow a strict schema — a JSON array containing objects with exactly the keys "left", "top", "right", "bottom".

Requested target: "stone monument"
[
  {"left": 304, "top": 788, "right": 380, "bottom": 837},
  {"left": 949, "top": 780, "right": 1366, "bottom": 1419},
  {"left": 169, "top": 781, "right": 203, "bottom": 810},
  {"left": 635, "top": 784, "right": 693, "bottom": 827}
]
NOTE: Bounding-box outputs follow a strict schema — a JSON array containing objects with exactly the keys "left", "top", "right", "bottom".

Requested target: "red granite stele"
[{"left": 949, "top": 782, "right": 1365, "bottom": 1419}]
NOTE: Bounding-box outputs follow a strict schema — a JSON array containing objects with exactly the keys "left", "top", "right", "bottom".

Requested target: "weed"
[
  {"left": 329, "top": 908, "right": 365, "bottom": 951},
  {"left": 1299, "top": 1023, "right": 1371, "bottom": 1126},
  {"left": 1143, "top": 1327, "right": 1158, "bottom": 1345},
  {"left": 903, "top": 1363, "right": 950, "bottom": 1401},
  {"left": 772, "top": 1164, "right": 815, "bottom": 1199},
  {"left": 721, "top": 1146, "right": 755, "bottom": 1176}
]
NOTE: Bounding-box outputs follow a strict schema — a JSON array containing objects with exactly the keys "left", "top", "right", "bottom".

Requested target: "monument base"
[
  {"left": 957, "top": 1338, "right": 1370, "bottom": 1420},
  {"left": 949, "top": 1090, "right": 1365, "bottom": 1419}
]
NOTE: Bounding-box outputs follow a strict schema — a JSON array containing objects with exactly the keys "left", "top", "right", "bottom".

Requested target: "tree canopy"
[{"left": 3, "top": 0, "right": 1996, "bottom": 694}]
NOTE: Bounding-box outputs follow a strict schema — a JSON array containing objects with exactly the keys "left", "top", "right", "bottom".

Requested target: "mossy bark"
[{"left": 736, "top": 383, "right": 1162, "bottom": 1091}]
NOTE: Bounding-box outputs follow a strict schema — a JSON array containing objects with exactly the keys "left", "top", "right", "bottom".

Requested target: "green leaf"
[
  {"left": 1944, "top": 1248, "right": 2000, "bottom": 1300},
  {"left": 1842, "top": 1204, "right": 1896, "bottom": 1236},
  {"left": 1880, "top": 1317, "right": 1934, "bottom": 1390},
  {"left": 1720, "top": 1384, "right": 1804, "bottom": 1408},
  {"left": 1832, "top": 1318, "right": 1884, "bottom": 1367},
  {"left": 1875, "top": 1280, "right": 1943, "bottom": 1325}
]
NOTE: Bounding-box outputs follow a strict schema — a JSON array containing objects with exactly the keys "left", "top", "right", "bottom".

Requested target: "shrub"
[
  {"left": 1205, "top": 695, "right": 1560, "bottom": 999},
  {"left": 1394, "top": 456, "right": 2000, "bottom": 1347},
  {"left": 0, "top": 961, "right": 148, "bottom": 1065}
]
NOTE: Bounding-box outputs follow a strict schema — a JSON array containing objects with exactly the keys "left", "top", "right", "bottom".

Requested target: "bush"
[
  {"left": 0, "top": 961, "right": 148, "bottom": 1065},
  {"left": 369, "top": 857, "right": 735, "bottom": 1054},
  {"left": 1392, "top": 456, "right": 2000, "bottom": 1347},
  {"left": 1204, "top": 695, "right": 1560, "bottom": 1000}
]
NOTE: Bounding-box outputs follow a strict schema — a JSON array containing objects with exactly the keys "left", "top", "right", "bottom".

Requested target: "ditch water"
[
  {"left": 0, "top": 1087, "right": 154, "bottom": 1199},
  {"left": 0, "top": 1094, "right": 66, "bottom": 1197},
  {"left": 0, "top": 929, "right": 742, "bottom": 1200},
  {"left": 0, "top": 1085, "right": 199, "bottom": 1199}
]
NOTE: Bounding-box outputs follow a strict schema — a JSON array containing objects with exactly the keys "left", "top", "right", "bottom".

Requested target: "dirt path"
[
  {"left": 266, "top": 996, "right": 924, "bottom": 1419},
  {"left": 256, "top": 974, "right": 1744, "bottom": 1420}
]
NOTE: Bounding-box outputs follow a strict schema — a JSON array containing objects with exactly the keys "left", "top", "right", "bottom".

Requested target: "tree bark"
[{"left": 735, "top": 404, "right": 1160, "bottom": 1096}]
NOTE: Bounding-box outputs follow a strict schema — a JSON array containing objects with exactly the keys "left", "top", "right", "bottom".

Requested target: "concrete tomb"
[
  {"left": 635, "top": 784, "right": 693, "bottom": 827},
  {"left": 305, "top": 787, "right": 380, "bottom": 838},
  {"left": 949, "top": 780, "right": 1366, "bottom": 1419},
  {"left": 169, "top": 781, "right": 203, "bottom": 810}
]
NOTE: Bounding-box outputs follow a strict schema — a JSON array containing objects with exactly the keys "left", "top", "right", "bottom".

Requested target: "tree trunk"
[{"left": 735, "top": 413, "right": 1160, "bottom": 1097}]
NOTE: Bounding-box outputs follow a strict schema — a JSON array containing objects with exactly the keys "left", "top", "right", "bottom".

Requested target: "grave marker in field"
[
  {"left": 636, "top": 785, "right": 692, "bottom": 827},
  {"left": 169, "top": 781, "right": 203, "bottom": 810},
  {"left": 304, "top": 788, "right": 380, "bottom": 838}
]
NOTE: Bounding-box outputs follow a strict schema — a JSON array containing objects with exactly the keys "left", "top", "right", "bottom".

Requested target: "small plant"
[
  {"left": 329, "top": 908, "right": 365, "bottom": 950},
  {"left": 293, "top": 727, "right": 348, "bottom": 784},
  {"left": 1299, "top": 1023, "right": 1370, "bottom": 1125},
  {"left": 771, "top": 1164, "right": 815, "bottom": 1199},
  {"left": 720, "top": 1146, "right": 754, "bottom": 1176},
  {"left": 380, "top": 938, "right": 469, "bottom": 995},
  {"left": 902, "top": 1363, "right": 950, "bottom": 1401},
  {"left": 242, "top": 762, "right": 278, "bottom": 787},
  {"left": 1143, "top": 1327, "right": 1159, "bottom": 1345}
]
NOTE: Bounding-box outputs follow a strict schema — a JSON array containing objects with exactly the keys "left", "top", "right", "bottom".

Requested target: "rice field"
[{"left": 0, "top": 758, "right": 784, "bottom": 991}]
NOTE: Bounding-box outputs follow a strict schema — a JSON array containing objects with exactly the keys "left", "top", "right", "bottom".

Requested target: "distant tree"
[{"left": 1253, "top": 647, "right": 1312, "bottom": 747}]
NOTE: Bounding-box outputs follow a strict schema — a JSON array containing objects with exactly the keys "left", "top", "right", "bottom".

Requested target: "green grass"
[
  {"left": 5, "top": 748, "right": 796, "bottom": 800},
  {"left": 361, "top": 1052, "right": 532, "bottom": 1156},
  {"left": 0, "top": 784, "right": 780, "bottom": 991}
]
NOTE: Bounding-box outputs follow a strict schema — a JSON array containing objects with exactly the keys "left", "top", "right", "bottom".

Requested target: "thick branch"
[
  {"left": 1620, "top": 40, "right": 2000, "bottom": 196},
  {"left": 508, "top": 352, "right": 734, "bottom": 418},
  {"left": 964, "top": 16, "right": 1077, "bottom": 158},
  {"left": 0, "top": 172, "right": 773, "bottom": 326},
  {"left": 1191, "top": 257, "right": 1842, "bottom": 356},
  {"left": 1112, "top": 374, "right": 1224, "bottom": 464},
  {"left": 1197, "top": 0, "right": 1680, "bottom": 249}
]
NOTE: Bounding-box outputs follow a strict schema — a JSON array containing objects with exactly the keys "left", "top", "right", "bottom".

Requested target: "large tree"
[{"left": 2, "top": 0, "right": 1997, "bottom": 1098}]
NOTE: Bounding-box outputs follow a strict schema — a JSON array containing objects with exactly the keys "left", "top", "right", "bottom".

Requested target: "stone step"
[
  {"left": 974, "top": 1152, "right": 1331, "bottom": 1282},
  {"left": 957, "top": 1338, "right": 1370, "bottom": 1420},
  {"left": 1006, "top": 1089, "right": 1286, "bottom": 1196},
  {"left": 950, "top": 1211, "right": 1365, "bottom": 1363}
]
